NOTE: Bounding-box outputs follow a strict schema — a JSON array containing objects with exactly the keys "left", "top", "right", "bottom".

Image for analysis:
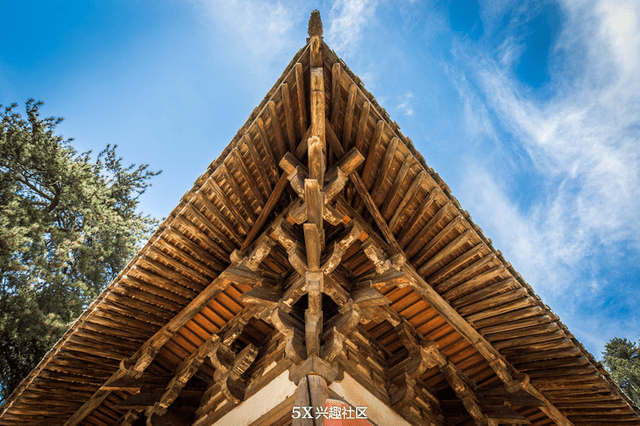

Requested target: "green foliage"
[
  {"left": 602, "top": 337, "right": 640, "bottom": 406},
  {"left": 0, "top": 100, "right": 160, "bottom": 400}
]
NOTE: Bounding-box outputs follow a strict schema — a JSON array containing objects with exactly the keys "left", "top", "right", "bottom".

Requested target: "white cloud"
[
  {"left": 477, "top": 2, "right": 640, "bottom": 245},
  {"left": 193, "top": 0, "right": 301, "bottom": 75},
  {"left": 326, "top": 0, "right": 378, "bottom": 57},
  {"left": 397, "top": 91, "right": 415, "bottom": 116},
  {"left": 451, "top": 0, "right": 640, "bottom": 353},
  {"left": 447, "top": 65, "right": 497, "bottom": 140}
]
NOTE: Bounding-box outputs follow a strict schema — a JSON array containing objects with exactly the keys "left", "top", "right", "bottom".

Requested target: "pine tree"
[
  {"left": 0, "top": 100, "right": 160, "bottom": 400},
  {"left": 602, "top": 338, "right": 640, "bottom": 406}
]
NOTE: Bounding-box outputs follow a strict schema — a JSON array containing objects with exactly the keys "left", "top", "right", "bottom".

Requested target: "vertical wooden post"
[
  {"left": 294, "top": 376, "right": 314, "bottom": 426},
  {"left": 308, "top": 10, "right": 326, "bottom": 184},
  {"left": 305, "top": 271, "right": 323, "bottom": 358},
  {"left": 293, "top": 374, "right": 328, "bottom": 426},
  {"left": 304, "top": 10, "right": 328, "bottom": 370}
]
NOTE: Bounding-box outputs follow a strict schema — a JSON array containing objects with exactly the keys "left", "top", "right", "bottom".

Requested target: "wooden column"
[
  {"left": 293, "top": 375, "right": 328, "bottom": 426},
  {"left": 304, "top": 10, "right": 327, "bottom": 365}
]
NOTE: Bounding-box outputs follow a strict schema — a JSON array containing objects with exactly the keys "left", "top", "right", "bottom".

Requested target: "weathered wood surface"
[{"left": 4, "top": 13, "right": 640, "bottom": 426}]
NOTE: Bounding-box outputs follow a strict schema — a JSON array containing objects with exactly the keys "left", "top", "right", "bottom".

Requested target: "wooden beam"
[
  {"left": 145, "top": 335, "right": 219, "bottom": 418},
  {"left": 268, "top": 100, "right": 286, "bottom": 160},
  {"left": 185, "top": 203, "right": 236, "bottom": 254},
  {"left": 305, "top": 309, "right": 323, "bottom": 358},
  {"left": 212, "top": 343, "right": 259, "bottom": 405},
  {"left": 440, "top": 362, "right": 488, "bottom": 425},
  {"left": 397, "top": 186, "right": 442, "bottom": 246},
  {"left": 305, "top": 217, "right": 323, "bottom": 355},
  {"left": 309, "top": 25, "right": 322, "bottom": 67},
  {"left": 195, "top": 192, "right": 243, "bottom": 245},
  {"left": 149, "top": 243, "right": 215, "bottom": 283},
  {"left": 293, "top": 377, "right": 313, "bottom": 426},
  {"left": 412, "top": 214, "right": 464, "bottom": 267},
  {"left": 256, "top": 117, "right": 280, "bottom": 183},
  {"left": 305, "top": 179, "right": 323, "bottom": 228},
  {"left": 330, "top": 62, "right": 342, "bottom": 127},
  {"left": 166, "top": 226, "right": 226, "bottom": 273},
  {"left": 388, "top": 171, "right": 427, "bottom": 232},
  {"left": 231, "top": 148, "right": 267, "bottom": 207},
  {"left": 280, "top": 151, "right": 307, "bottom": 176},
  {"left": 354, "top": 101, "right": 370, "bottom": 153},
  {"left": 310, "top": 66, "right": 325, "bottom": 148},
  {"left": 359, "top": 268, "right": 412, "bottom": 291},
  {"left": 321, "top": 149, "right": 364, "bottom": 209},
  {"left": 361, "top": 120, "right": 385, "bottom": 189},
  {"left": 371, "top": 137, "right": 399, "bottom": 205},
  {"left": 304, "top": 224, "right": 322, "bottom": 271},
  {"left": 62, "top": 216, "right": 283, "bottom": 426},
  {"left": 442, "top": 265, "right": 508, "bottom": 301},
  {"left": 173, "top": 215, "right": 229, "bottom": 262},
  {"left": 434, "top": 252, "right": 499, "bottom": 295},
  {"left": 282, "top": 83, "right": 298, "bottom": 153},
  {"left": 217, "top": 164, "right": 258, "bottom": 223},
  {"left": 325, "top": 121, "right": 345, "bottom": 158},
  {"left": 307, "top": 136, "right": 325, "bottom": 188},
  {"left": 404, "top": 202, "right": 453, "bottom": 257},
  {"left": 349, "top": 172, "right": 403, "bottom": 254},
  {"left": 331, "top": 147, "right": 366, "bottom": 176},
  {"left": 380, "top": 155, "right": 416, "bottom": 219},
  {"left": 336, "top": 199, "right": 572, "bottom": 425},
  {"left": 116, "top": 411, "right": 138, "bottom": 426},
  {"left": 204, "top": 178, "right": 251, "bottom": 234},
  {"left": 427, "top": 242, "right": 487, "bottom": 285},
  {"left": 272, "top": 218, "right": 307, "bottom": 275},
  {"left": 137, "top": 254, "right": 205, "bottom": 291},
  {"left": 452, "top": 277, "right": 519, "bottom": 309},
  {"left": 321, "top": 222, "right": 365, "bottom": 274},
  {"left": 240, "top": 171, "right": 290, "bottom": 253},
  {"left": 295, "top": 63, "right": 308, "bottom": 134},
  {"left": 244, "top": 132, "right": 273, "bottom": 193},
  {"left": 270, "top": 307, "right": 306, "bottom": 363},
  {"left": 343, "top": 84, "right": 357, "bottom": 150}
]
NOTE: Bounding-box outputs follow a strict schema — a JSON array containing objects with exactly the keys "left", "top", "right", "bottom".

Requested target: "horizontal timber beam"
[
  {"left": 62, "top": 202, "right": 305, "bottom": 426},
  {"left": 334, "top": 196, "right": 573, "bottom": 426}
]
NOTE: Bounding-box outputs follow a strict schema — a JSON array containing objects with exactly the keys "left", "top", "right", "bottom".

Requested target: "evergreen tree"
[
  {"left": 602, "top": 337, "right": 640, "bottom": 406},
  {"left": 0, "top": 100, "right": 160, "bottom": 400}
]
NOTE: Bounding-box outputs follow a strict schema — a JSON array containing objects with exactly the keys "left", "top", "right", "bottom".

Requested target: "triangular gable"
[{"left": 1, "top": 10, "right": 639, "bottom": 426}]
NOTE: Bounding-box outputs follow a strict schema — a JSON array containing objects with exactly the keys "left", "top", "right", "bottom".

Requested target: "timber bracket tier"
[{"left": 5, "top": 9, "right": 639, "bottom": 426}]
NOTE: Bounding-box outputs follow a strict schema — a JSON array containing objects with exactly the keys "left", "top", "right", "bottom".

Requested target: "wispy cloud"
[
  {"left": 397, "top": 91, "right": 415, "bottom": 116},
  {"left": 447, "top": 67, "right": 497, "bottom": 140},
  {"left": 473, "top": 0, "right": 640, "bottom": 247},
  {"left": 193, "top": 0, "right": 301, "bottom": 76},
  {"left": 326, "top": 0, "right": 378, "bottom": 57},
  {"left": 451, "top": 0, "right": 640, "bottom": 352}
]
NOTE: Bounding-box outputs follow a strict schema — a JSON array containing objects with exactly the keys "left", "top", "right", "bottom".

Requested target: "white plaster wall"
[
  {"left": 329, "top": 373, "right": 412, "bottom": 426},
  {"left": 212, "top": 371, "right": 297, "bottom": 426}
]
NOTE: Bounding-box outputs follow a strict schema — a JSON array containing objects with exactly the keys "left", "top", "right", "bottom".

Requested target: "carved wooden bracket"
[{"left": 211, "top": 343, "right": 259, "bottom": 405}]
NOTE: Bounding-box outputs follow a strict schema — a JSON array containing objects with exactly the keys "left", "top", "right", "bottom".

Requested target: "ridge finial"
[{"left": 308, "top": 10, "right": 323, "bottom": 38}]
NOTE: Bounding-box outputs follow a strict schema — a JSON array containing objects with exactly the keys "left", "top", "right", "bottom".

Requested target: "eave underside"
[{"left": 1, "top": 37, "right": 639, "bottom": 426}]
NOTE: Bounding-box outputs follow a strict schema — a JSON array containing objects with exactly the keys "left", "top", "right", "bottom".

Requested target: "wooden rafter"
[
  {"left": 295, "top": 62, "right": 308, "bottom": 133},
  {"left": 343, "top": 84, "right": 357, "bottom": 150},
  {"left": 256, "top": 117, "right": 280, "bottom": 183},
  {"left": 268, "top": 100, "right": 286, "bottom": 161},
  {"left": 335, "top": 196, "right": 573, "bottom": 426},
  {"left": 61, "top": 203, "right": 298, "bottom": 425},
  {"left": 8, "top": 11, "right": 639, "bottom": 426},
  {"left": 330, "top": 63, "right": 342, "bottom": 127},
  {"left": 354, "top": 101, "right": 370, "bottom": 153},
  {"left": 282, "top": 83, "right": 298, "bottom": 153}
]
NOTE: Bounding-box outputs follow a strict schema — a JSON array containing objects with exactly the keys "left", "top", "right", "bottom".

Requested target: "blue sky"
[{"left": 2, "top": 0, "right": 639, "bottom": 359}]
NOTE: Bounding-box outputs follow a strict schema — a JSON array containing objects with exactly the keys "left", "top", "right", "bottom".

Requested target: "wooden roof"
[{"left": 2, "top": 11, "right": 639, "bottom": 426}]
